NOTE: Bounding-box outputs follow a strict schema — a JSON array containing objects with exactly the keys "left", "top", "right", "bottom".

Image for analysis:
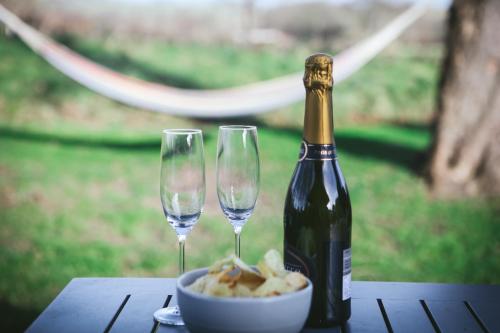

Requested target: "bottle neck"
[{"left": 303, "top": 87, "right": 334, "bottom": 145}]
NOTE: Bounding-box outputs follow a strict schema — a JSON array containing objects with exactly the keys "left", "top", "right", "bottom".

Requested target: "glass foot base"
[{"left": 153, "top": 306, "right": 184, "bottom": 326}]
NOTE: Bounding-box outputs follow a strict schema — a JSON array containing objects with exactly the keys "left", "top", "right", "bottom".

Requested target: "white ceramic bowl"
[{"left": 177, "top": 268, "right": 313, "bottom": 333}]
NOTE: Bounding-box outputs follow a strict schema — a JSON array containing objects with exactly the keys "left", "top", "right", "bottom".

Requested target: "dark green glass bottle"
[{"left": 284, "top": 53, "right": 352, "bottom": 328}]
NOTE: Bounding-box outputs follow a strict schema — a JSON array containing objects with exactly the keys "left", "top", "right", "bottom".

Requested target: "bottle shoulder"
[
  {"left": 288, "top": 159, "right": 349, "bottom": 193},
  {"left": 285, "top": 159, "right": 351, "bottom": 214}
]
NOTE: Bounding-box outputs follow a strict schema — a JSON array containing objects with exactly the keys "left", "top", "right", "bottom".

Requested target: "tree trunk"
[{"left": 429, "top": 0, "right": 500, "bottom": 197}]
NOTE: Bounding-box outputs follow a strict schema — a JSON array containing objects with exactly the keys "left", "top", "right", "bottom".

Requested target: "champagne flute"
[
  {"left": 154, "top": 129, "right": 205, "bottom": 326},
  {"left": 216, "top": 125, "right": 260, "bottom": 257}
]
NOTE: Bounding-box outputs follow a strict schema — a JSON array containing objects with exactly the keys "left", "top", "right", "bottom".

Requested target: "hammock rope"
[{"left": 0, "top": 2, "right": 428, "bottom": 118}]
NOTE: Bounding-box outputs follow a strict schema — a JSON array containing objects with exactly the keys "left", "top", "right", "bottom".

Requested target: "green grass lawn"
[{"left": 0, "top": 34, "right": 499, "bottom": 331}]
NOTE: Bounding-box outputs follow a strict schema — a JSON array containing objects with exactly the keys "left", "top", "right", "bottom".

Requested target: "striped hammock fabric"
[{"left": 0, "top": 2, "right": 428, "bottom": 118}]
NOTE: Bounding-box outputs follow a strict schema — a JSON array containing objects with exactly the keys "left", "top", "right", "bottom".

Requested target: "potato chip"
[
  {"left": 190, "top": 274, "right": 209, "bottom": 292},
  {"left": 208, "top": 256, "right": 236, "bottom": 274},
  {"left": 239, "top": 269, "right": 265, "bottom": 289},
  {"left": 209, "top": 255, "right": 263, "bottom": 279},
  {"left": 203, "top": 275, "right": 234, "bottom": 297},
  {"left": 217, "top": 267, "right": 241, "bottom": 286},
  {"left": 253, "top": 277, "right": 290, "bottom": 297},
  {"left": 257, "top": 249, "right": 286, "bottom": 278},
  {"left": 187, "top": 249, "right": 308, "bottom": 298},
  {"left": 232, "top": 256, "right": 259, "bottom": 276},
  {"left": 232, "top": 283, "right": 253, "bottom": 297},
  {"left": 285, "top": 272, "right": 308, "bottom": 290}
]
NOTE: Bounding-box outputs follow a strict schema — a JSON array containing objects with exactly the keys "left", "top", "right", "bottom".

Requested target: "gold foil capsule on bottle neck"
[
  {"left": 303, "top": 53, "right": 333, "bottom": 90},
  {"left": 302, "top": 53, "right": 334, "bottom": 144}
]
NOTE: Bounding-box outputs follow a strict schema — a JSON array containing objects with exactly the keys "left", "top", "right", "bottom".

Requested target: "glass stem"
[
  {"left": 178, "top": 235, "right": 186, "bottom": 275},
  {"left": 234, "top": 226, "right": 242, "bottom": 258}
]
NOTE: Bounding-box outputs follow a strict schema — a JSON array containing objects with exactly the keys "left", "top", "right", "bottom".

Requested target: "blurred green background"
[{"left": 0, "top": 0, "right": 499, "bottom": 331}]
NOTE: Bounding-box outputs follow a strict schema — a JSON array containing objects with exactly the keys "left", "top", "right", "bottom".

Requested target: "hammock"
[{"left": 0, "top": 2, "right": 428, "bottom": 118}]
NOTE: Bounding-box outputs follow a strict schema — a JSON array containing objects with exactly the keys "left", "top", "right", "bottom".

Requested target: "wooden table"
[{"left": 26, "top": 278, "right": 499, "bottom": 333}]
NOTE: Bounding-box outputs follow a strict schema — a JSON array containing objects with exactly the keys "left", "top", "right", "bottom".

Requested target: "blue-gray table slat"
[
  {"left": 352, "top": 282, "right": 500, "bottom": 302},
  {"left": 302, "top": 327, "right": 341, "bottom": 333},
  {"left": 156, "top": 295, "right": 191, "bottom": 333},
  {"left": 426, "top": 300, "right": 484, "bottom": 333},
  {"left": 26, "top": 278, "right": 174, "bottom": 333},
  {"left": 343, "top": 299, "right": 388, "bottom": 333},
  {"left": 26, "top": 279, "right": 500, "bottom": 333},
  {"left": 157, "top": 326, "right": 189, "bottom": 333},
  {"left": 26, "top": 279, "right": 128, "bottom": 333},
  {"left": 109, "top": 291, "right": 169, "bottom": 333},
  {"left": 382, "top": 300, "right": 435, "bottom": 333},
  {"left": 468, "top": 299, "right": 499, "bottom": 332}
]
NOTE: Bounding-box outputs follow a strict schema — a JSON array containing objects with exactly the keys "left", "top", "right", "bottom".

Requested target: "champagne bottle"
[{"left": 284, "top": 54, "right": 352, "bottom": 327}]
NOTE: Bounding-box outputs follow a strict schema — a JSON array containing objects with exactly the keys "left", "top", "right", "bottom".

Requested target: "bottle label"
[
  {"left": 342, "top": 248, "right": 352, "bottom": 301},
  {"left": 298, "top": 141, "right": 337, "bottom": 161},
  {"left": 284, "top": 244, "right": 316, "bottom": 282}
]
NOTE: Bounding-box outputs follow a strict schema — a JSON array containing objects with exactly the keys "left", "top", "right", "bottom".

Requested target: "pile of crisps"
[{"left": 187, "top": 249, "right": 308, "bottom": 297}]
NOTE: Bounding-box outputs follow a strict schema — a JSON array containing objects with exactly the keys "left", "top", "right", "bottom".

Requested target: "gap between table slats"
[
  {"left": 103, "top": 295, "right": 493, "bottom": 333},
  {"left": 420, "top": 299, "right": 491, "bottom": 333},
  {"left": 103, "top": 294, "right": 130, "bottom": 333},
  {"left": 150, "top": 295, "right": 173, "bottom": 333},
  {"left": 349, "top": 299, "right": 491, "bottom": 333},
  {"left": 376, "top": 299, "right": 394, "bottom": 333},
  {"left": 464, "top": 301, "right": 490, "bottom": 333},
  {"left": 102, "top": 293, "right": 172, "bottom": 333},
  {"left": 419, "top": 300, "right": 442, "bottom": 333}
]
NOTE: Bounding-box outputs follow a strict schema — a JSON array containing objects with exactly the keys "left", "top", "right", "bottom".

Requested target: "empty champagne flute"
[
  {"left": 154, "top": 129, "right": 205, "bottom": 326},
  {"left": 216, "top": 125, "right": 260, "bottom": 258}
]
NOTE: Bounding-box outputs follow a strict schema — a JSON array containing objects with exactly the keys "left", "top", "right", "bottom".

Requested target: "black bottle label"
[
  {"left": 284, "top": 244, "right": 317, "bottom": 283},
  {"left": 298, "top": 141, "right": 337, "bottom": 161}
]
